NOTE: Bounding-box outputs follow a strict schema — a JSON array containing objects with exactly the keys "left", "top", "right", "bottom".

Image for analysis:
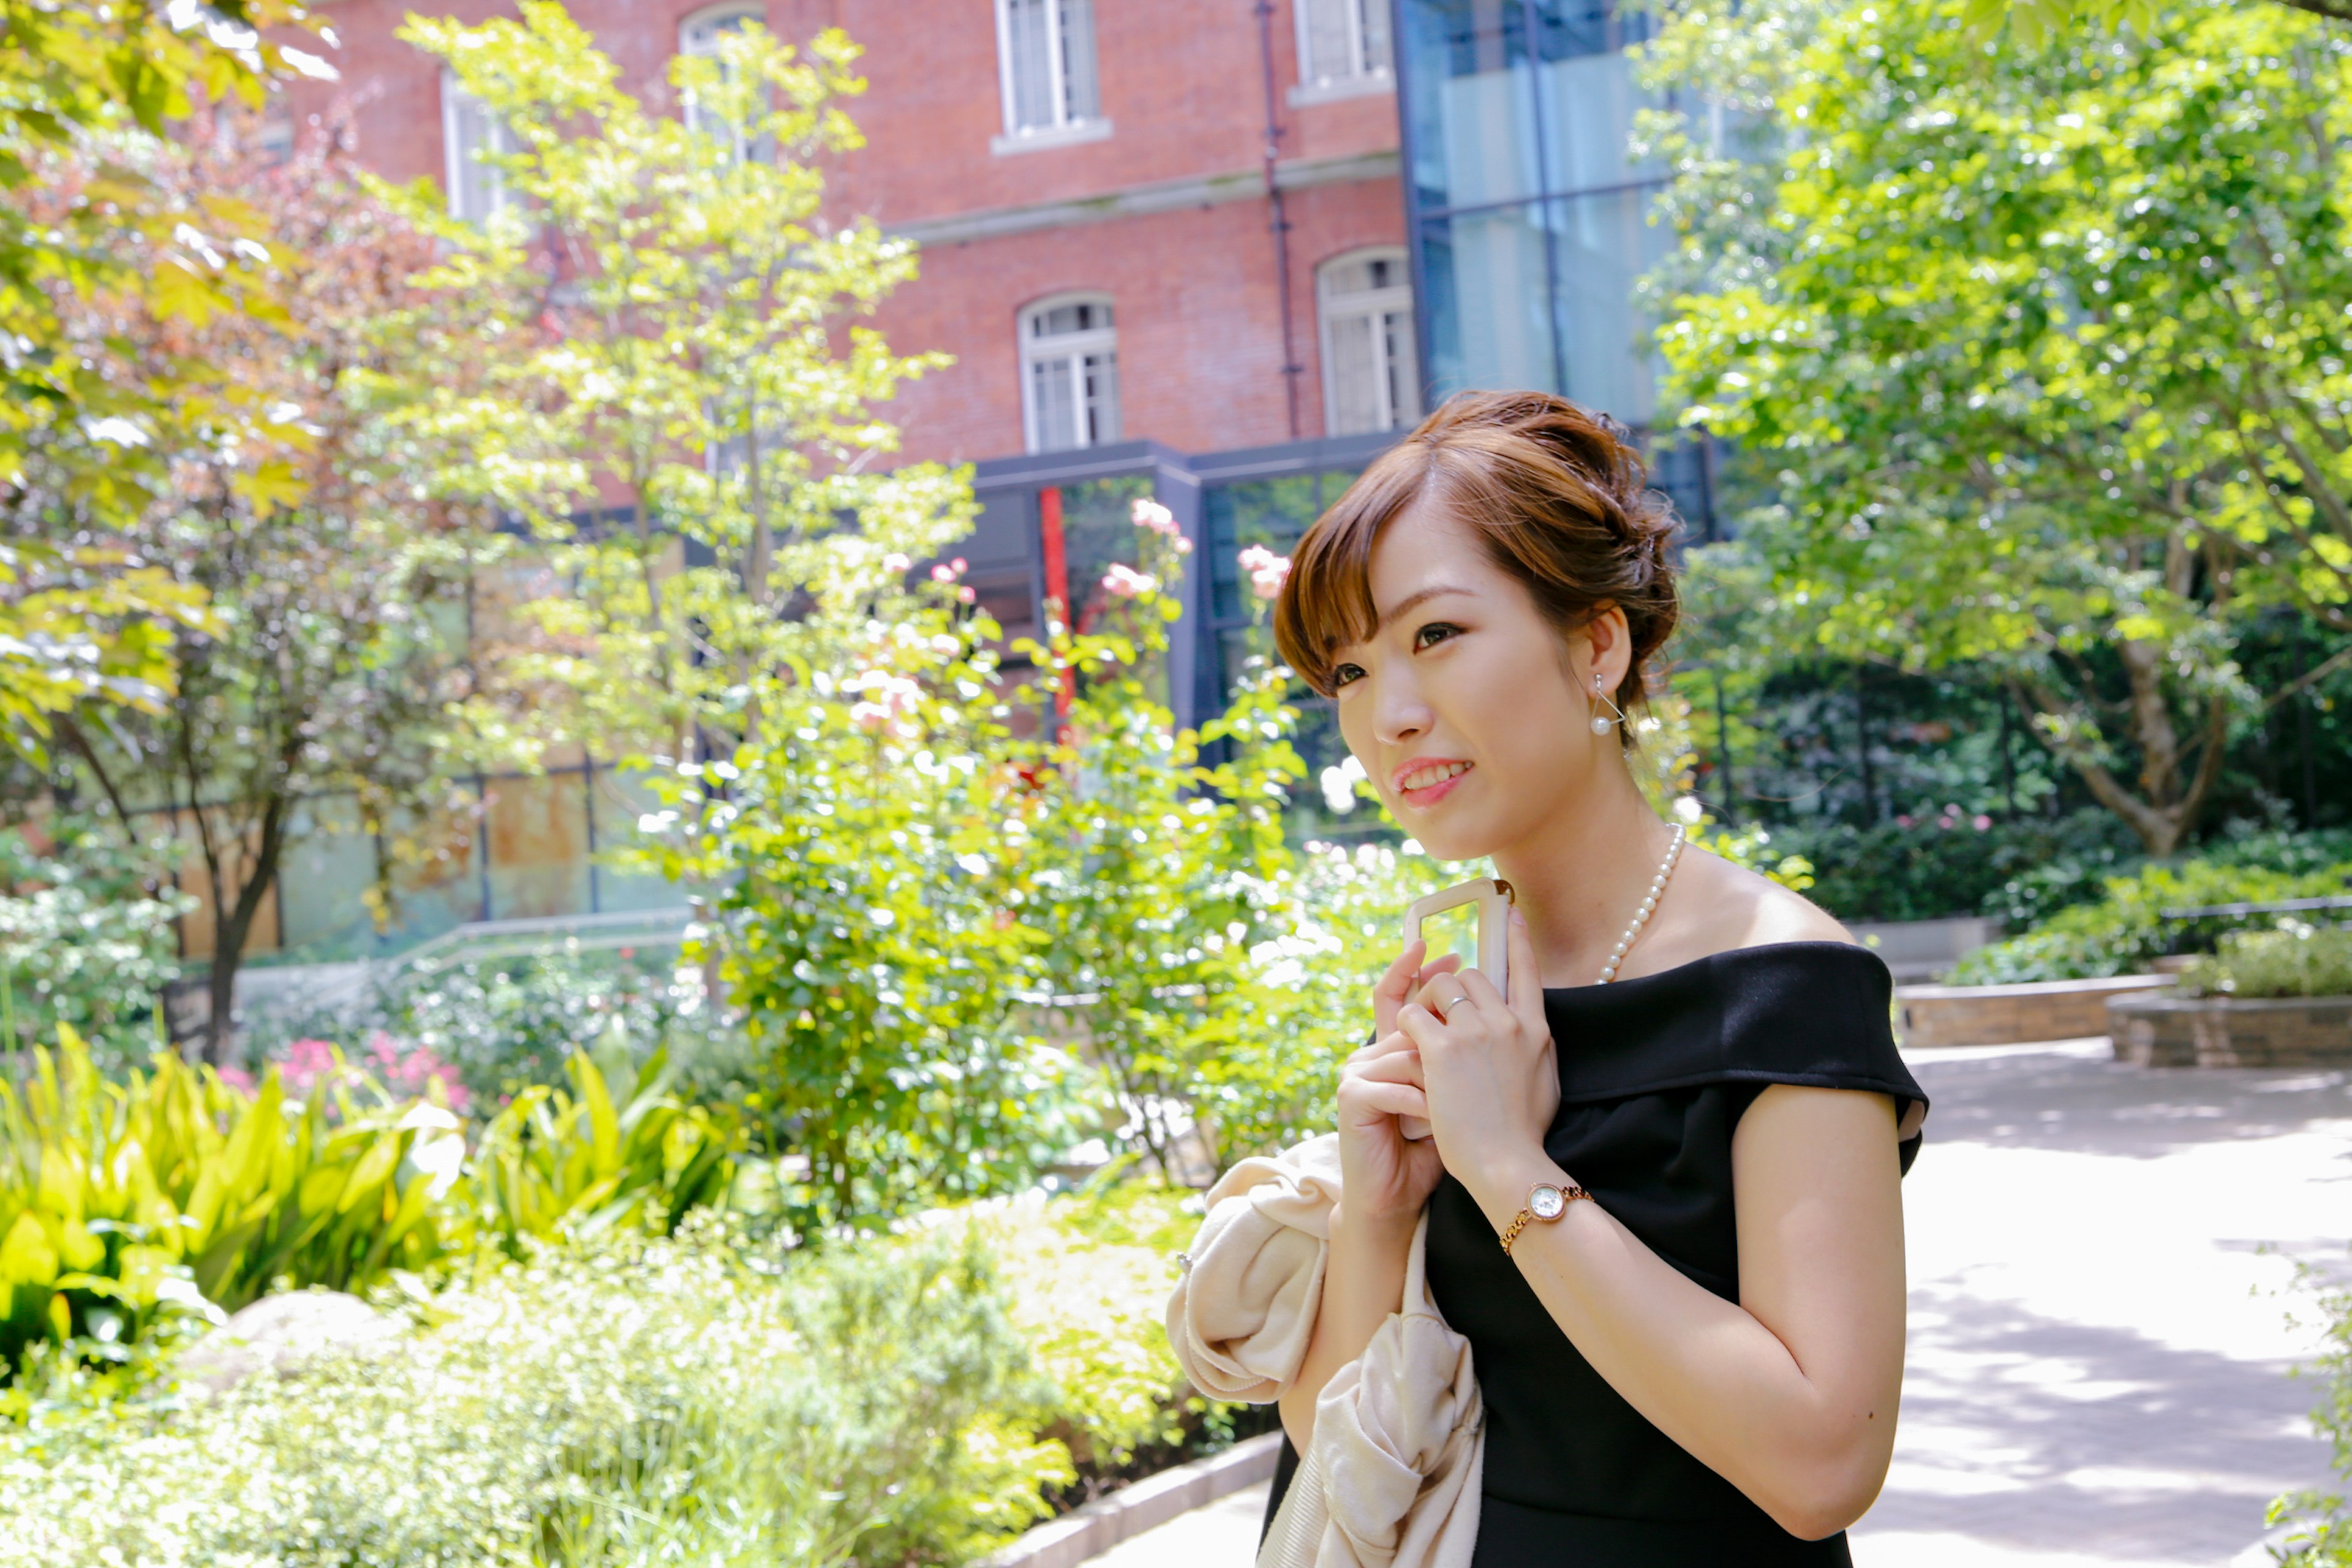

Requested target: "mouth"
[{"left": 1393, "top": 758, "right": 1474, "bottom": 809}]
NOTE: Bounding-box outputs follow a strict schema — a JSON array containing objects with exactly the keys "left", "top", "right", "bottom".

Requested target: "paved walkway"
[{"left": 1089, "top": 1041, "right": 2352, "bottom": 1566}]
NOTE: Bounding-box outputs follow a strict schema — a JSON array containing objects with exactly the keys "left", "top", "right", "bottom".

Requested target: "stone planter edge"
[
  {"left": 2106, "top": 988, "right": 2352, "bottom": 1068},
  {"left": 979, "top": 1430, "right": 1284, "bottom": 1568}
]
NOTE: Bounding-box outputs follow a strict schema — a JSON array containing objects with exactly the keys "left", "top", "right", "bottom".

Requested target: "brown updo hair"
[{"left": 1272, "top": 391, "right": 1681, "bottom": 738}]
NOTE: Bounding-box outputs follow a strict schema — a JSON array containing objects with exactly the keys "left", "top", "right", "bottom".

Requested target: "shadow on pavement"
[{"left": 1908, "top": 1049, "right": 2352, "bottom": 1162}]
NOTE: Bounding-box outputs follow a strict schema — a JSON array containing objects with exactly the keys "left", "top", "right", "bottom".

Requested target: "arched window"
[
  {"left": 678, "top": 2, "right": 767, "bottom": 159},
  {"left": 1318, "top": 249, "right": 1419, "bottom": 435},
  {"left": 1020, "top": 295, "right": 1120, "bottom": 453},
  {"left": 440, "top": 69, "right": 514, "bottom": 224}
]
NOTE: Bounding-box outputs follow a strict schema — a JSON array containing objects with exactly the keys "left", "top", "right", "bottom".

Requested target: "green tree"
[
  {"left": 384, "top": 1, "right": 947, "bottom": 767},
  {"left": 0, "top": 0, "right": 336, "bottom": 759},
  {"left": 44, "top": 119, "right": 484, "bottom": 1063},
  {"left": 1645, "top": 0, "right": 2352, "bottom": 854}
]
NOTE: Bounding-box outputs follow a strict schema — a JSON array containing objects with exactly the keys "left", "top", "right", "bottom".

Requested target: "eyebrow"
[{"left": 1370, "top": 584, "right": 1479, "bottom": 636}]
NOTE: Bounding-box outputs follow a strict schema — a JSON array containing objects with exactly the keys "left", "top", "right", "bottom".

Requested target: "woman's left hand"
[{"left": 1395, "top": 908, "right": 1561, "bottom": 1195}]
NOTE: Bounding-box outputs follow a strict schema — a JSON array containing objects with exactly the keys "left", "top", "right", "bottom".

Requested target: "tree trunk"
[
  {"left": 200, "top": 793, "right": 289, "bottom": 1066},
  {"left": 2009, "top": 662, "right": 2231, "bottom": 857}
]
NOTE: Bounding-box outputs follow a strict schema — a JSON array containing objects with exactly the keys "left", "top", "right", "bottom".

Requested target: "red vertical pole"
[{"left": 1038, "top": 484, "right": 1074, "bottom": 723}]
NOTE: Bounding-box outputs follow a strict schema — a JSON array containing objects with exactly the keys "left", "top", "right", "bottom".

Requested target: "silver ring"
[{"left": 1427, "top": 981, "right": 1471, "bottom": 1018}]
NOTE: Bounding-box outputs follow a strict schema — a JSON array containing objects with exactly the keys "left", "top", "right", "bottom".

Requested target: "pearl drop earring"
[{"left": 1590, "top": 675, "right": 1627, "bottom": 736}]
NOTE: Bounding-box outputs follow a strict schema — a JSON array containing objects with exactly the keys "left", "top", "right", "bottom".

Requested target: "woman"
[{"left": 1262, "top": 391, "right": 1928, "bottom": 1566}]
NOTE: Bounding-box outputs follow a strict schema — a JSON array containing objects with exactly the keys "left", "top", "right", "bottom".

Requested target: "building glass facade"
[{"left": 1393, "top": 0, "right": 1717, "bottom": 532}]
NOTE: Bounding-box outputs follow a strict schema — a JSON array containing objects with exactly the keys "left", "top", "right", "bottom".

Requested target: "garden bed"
[
  {"left": 1896, "top": 974, "right": 2171, "bottom": 1049},
  {"left": 2106, "top": 990, "right": 2352, "bottom": 1068}
]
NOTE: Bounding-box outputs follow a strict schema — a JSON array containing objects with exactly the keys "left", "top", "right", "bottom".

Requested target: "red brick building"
[{"left": 294, "top": 0, "right": 1417, "bottom": 466}]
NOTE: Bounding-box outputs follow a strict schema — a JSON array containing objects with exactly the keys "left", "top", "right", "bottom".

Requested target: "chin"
[{"left": 1397, "top": 812, "right": 1499, "bottom": 865}]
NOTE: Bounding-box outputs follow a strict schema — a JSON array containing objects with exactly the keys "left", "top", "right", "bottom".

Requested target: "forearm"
[
  {"left": 1463, "top": 1163, "right": 1899, "bottom": 1537},
  {"left": 1276, "top": 1201, "right": 1417, "bottom": 1452}
]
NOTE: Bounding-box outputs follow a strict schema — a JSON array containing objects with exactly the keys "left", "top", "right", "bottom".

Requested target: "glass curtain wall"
[{"left": 1395, "top": 0, "right": 1674, "bottom": 431}]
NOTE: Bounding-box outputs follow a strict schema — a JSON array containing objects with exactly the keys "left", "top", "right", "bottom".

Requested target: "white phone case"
[{"left": 1396, "top": 876, "right": 1515, "bottom": 1140}]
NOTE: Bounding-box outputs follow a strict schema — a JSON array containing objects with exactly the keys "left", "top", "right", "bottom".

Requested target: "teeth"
[{"left": 1400, "top": 761, "right": 1471, "bottom": 793}]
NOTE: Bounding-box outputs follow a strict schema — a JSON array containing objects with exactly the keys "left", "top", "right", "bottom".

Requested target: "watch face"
[{"left": 1529, "top": 1183, "right": 1567, "bottom": 1220}]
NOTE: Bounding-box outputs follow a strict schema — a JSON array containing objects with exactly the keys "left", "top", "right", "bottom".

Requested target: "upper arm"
[{"left": 1731, "top": 1084, "right": 1907, "bottom": 1438}]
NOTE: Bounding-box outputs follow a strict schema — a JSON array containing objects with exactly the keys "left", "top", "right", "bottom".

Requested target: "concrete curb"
[{"left": 981, "top": 1430, "right": 1284, "bottom": 1568}]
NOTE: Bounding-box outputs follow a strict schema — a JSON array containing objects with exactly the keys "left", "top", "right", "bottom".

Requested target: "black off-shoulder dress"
[{"left": 1262, "top": 941, "right": 1928, "bottom": 1567}]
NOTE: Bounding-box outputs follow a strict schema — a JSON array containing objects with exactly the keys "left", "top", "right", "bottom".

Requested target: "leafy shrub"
[
  {"left": 1762, "top": 809, "right": 2139, "bottom": 926},
  {"left": 1949, "top": 846, "right": 2352, "bottom": 984},
  {"left": 459, "top": 1048, "right": 740, "bottom": 1259},
  {"left": 2, "top": 1033, "right": 742, "bottom": 1374},
  {"left": 259, "top": 943, "right": 734, "bottom": 1107},
  {"left": 0, "top": 1027, "right": 459, "bottom": 1373},
  {"left": 2179, "top": 927, "right": 2352, "bottom": 1001},
  {"left": 0, "top": 821, "right": 189, "bottom": 1069},
  {"left": 0, "top": 1218, "right": 1065, "bottom": 1567},
  {"left": 2267, "top": 1265, "right": 2352, "bottom": 1566}
]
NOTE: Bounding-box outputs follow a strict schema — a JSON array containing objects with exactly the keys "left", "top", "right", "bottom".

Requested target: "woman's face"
[{"left": 1329, "top": 500, "right": 1624, "bottom": 863}]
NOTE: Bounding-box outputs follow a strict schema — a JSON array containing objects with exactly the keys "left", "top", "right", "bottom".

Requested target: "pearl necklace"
[{"left": 1595, "top": 824, "right": 1687, "bottom": 984}]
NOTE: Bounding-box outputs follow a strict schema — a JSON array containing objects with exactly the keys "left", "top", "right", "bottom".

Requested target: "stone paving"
[{"left": 1081, "top": 1040, "right": 2352, "bottom": 1567}]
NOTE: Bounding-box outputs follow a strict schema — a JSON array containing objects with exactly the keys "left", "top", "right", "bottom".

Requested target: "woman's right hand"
[{"left": 1333, "top": 940, "right": 1457, "bottom": 1225}]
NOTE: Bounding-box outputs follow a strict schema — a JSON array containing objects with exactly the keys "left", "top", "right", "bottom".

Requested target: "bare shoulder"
[{"left": 1634, "top": 840, "right": 1855, "bottom": 974}]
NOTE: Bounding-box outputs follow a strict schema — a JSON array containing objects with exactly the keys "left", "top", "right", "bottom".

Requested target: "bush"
[
  {"left": 2179, "top": 927, "right": 2352, "bottom": 1001},
  {"left": 2267, "top": 1265, "right": 2352, "bottom": 1566},
  {"left": 0, "top": 1218, "right": 1065, "bottom": 1567},
  {"left": 0, "top": 821, "right": 189, "bottom": 1070},
  {"left": 1, "top": 1031, "right": 741, "bottom": 1376},
  {"left": 1762, "top": 809, "right": 2139, "bottom": 926},
  {"left": 1948, "top": 842, "right": 2352, "bottom": 984}
]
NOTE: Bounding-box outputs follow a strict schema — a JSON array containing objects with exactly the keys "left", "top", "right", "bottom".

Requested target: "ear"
[{"left": 1583, "top": 605, "right": 1633, "bottom": 693}]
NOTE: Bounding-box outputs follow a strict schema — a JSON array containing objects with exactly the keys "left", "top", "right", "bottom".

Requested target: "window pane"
[
  {"left": 1326, "top": 312, "right": 1382, "bottom": 435},
  {"left": 1397, "top": 0, "right": 1544, "bottom": 211},
  {"left": 1081, "top": 350, "right": 1120, "bottom": 445},
  {"left": 445, "top": 83, "right": 497, "bottom": 222},
  {"left": 1382, "top": 307, "right": 1422, "bottom": 425},
  {"left": 1420, "top": 203, "right": 1561, "bottom": 399},
  {"left": 1004, "top": 0, "right": 1055, "bottom": 131},
  {"left": 1032, "top": 300, "right": 1110, "bottom": 338},
  {"left": 1058, "top": 0, "right": 1100, "bottom": 121},
  {"left": 1359, "top": 0, "right": 1393, "bottom": 74},
  {"left": 1031, "top": 355, "right": 1078, "bottom": 451},
  {"left": 1303, "top": 0, "right": 1353, "bottom": 83},
  {"left": 1536, "top": 39, "right": 1663, "bottom": 193},
  {"left": 1546, "top": 186, "right": 1668, "bottom": 424}
]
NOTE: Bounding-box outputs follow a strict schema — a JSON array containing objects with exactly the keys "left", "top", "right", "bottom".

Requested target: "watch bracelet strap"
[{"left": 1499, "top": 1185, "right": 1593, "bottom": 1256}]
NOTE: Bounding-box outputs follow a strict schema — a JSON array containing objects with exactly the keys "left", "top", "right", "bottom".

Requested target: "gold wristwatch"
[{"left": 1499, "top": 1178, "right": 1591, "bottom": 1256}]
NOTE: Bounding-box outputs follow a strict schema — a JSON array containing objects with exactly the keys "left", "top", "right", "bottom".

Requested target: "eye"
[
  {"left": 1329, "top": 662, "right": 1366, "bottom": 690},
  {"left": 1413, "top": 621, "right": 1463, "bottom": 651}
]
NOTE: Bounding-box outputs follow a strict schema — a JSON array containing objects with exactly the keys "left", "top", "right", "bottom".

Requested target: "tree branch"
[{"left": 2272, "top": 0, "right": 2352, "bottom": 27}]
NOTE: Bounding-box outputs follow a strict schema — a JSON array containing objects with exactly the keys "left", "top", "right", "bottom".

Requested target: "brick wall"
[{"left": 287, "top": 0, "right": 1406, "bottom": 465}]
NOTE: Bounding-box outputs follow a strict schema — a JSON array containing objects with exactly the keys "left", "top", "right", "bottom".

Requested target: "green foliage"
[
  {"left": 0, "top": 1027, "right": 459, "bottom": 1374},
  {"left": 0, "top": 1218, "right": 1065, "bottom": 1567},
  {"left": 460, "top": 1049, "right": 741, "bottom": 1261},
  {"left": 0, "top": 820, "right": 189, "bottom": 1065},
  {"left": 1642, "top": 0, "right": 2352, "bottom": 856},
  {"left": 1948, "top": 837, "right": 2352, "bottom": 982},
  {"left": 2269, "top": 1259, "right": 2352, "bottom": 1567},
  {"left": 1766, "top": 810, "right": 2139, "bottom": 925},
  {"left": 0, "top": 1030, "right": 752, "bottom": 1376},
  {"left": 2179, "top": 927, "right": 2352, "bottom": 1001}
]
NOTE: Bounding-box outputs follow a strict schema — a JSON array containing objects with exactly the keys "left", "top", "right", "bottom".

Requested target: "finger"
[
  {"left": 1451, "top": 965, "right": 1502, "bottom": 1016},
  {"left": 1352, "top": 1028, "right": 1417, "bottom": 1061},
  {"left": 1338, "top": 1079, "right": 1430, "bottom": 1126},
  {"left": 1350, "top": 1049, "right": 1425, "bottom": 1088},
  {"left": 1376, "top": 940, "right": 1428, "bottom": 1000},
  {"left": 1415, "top": 952, "right": 1464, "bottom": 986},
  {"left": 1417, "top": 972, "right": 1476, "bottom": 1019},
  {"left": 1506, "top": 906, "right": 1547, "bottom": 1038},
  {"left": 1395, "top": 1002, "right": 1450, "bottom": 1052}
]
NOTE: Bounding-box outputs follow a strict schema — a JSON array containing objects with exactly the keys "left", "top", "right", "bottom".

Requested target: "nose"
[{"left": 1373, "top": 673, "right": 1432, "bottom": 750}]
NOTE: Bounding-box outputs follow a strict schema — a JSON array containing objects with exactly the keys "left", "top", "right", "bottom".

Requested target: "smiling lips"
[{"left": 1394, "top": 758, "right": 1473, "bottom": 807}]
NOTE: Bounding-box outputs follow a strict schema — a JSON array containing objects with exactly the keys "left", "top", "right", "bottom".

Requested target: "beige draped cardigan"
[{"left": 1164, "top": 1134, "right": 1484, "bottom": 1568}]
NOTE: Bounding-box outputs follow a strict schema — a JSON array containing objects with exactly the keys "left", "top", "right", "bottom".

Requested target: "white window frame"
[
  {"left": 992, "top": 0, "right": 1111, "bottom": 155},
  {"left": 1291, "top": 0, "right": 1393, "bottom": 107},
  {"left": 1317, "top": 247, "right": 1419, "bottom": 437},
  {"left": 1019, "top": 293, "right": 1120, "bottom": 454},
  {"left": 678, "top": 2, "right": 768, "bottom": 159},
  {"left": 440, "top": 70, "right": 514, "bottom": 224}
]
